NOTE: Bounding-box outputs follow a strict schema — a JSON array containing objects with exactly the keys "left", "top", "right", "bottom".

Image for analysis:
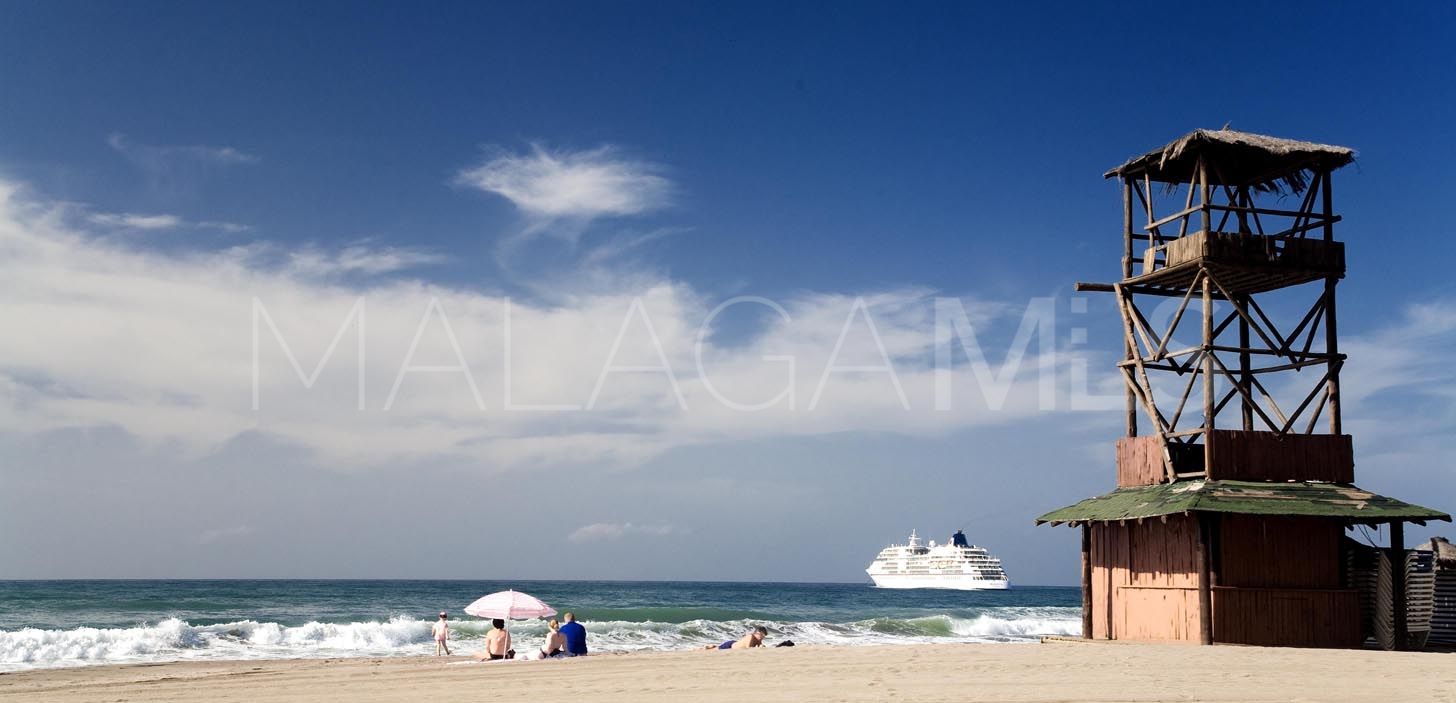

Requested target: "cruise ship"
[{"left": 865, "top": 530, "right": 1009, "bottom": 590}]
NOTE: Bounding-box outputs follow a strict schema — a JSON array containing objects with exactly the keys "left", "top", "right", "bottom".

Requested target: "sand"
[{"left": 1, "top": 641, "right": 1453, "bottom": 703}]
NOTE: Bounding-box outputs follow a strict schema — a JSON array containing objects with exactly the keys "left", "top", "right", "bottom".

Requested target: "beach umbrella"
[{"left": 463, "top": 589, "right": 557, "bottom": 620}]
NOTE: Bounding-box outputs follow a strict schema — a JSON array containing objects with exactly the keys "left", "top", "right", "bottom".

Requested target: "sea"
[{"left": 0, "top": 580, "right": 1081, "bottom": 671}]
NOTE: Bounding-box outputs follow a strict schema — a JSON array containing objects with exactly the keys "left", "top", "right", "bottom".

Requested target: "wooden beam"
[
  {"left": 1206, "top": 203, "right": 1339, "bottom": 221},
  {"left": 1178, "top": 173, "right": 1196, "bottom": 238},
  {"left": 1123, "top": 179, "right": 1137, "bottom": 440},
  {"left": 1199, "top": 158, "right": 1211, "bottom": 237},
  {"left": 1238, "top": 294, "right": 1253, "bottom": 431},
  {"left": 1081, "top": 524, "right": 1093, "bottom": 640},
  {"left": 1246, "top": 295, "right": 1291, "bottom": 354},
  {"left": 1321, "top": 170, "right": 1335, "bottom": 242},
  {"left": 1126, "top": 297, "right": 1159, "bottom": 361},
  {"left": 1280, "top": 367, "right": 1336, "bottom": 434},
  {"left": 1197, "top": 514, "right": 1214, "bottom": 645},
  {"left": 1208, "top": 353, "right": 1283, "bottom": 432},
  {"left": 1202, "top": 272, "right": 1215, "bottom": 475},
  {"left": 1122, "top": 178, "right": 1134, "bottom": 278},
  {"left": 1390, "top": 521, "right": 1407, "bottom": 651},
  {"left": 1206, "top": 273, "right": 1281, "bottom": 355},
  {"left": 1153, "top": 271, "right": 1200, "bottom": 359},
  {"left": 1115, "top": 285, "right": 1175, "bottom": 479},
  {"left": 1208, "top": 345, "right": 1340, "bottom": 360},
  {"left": 1074, "top": 281, "right": 1231, "bottom": 301},
  {"left": 1145, "top": 203, "right": 1199, "bottom": 233},
  {"left": 1325, "top": 277, "right": 1342, "bottom": 434},
  {"left": 1166, "top": 350, "right": 1206, "bottom": 433},
  {"left": 1303, "top": 387, "right": 1329, "bottom": 435}
]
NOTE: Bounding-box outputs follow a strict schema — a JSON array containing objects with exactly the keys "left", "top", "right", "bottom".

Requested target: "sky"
[{"left": 1, "top": 2, "right": 1455, "bottom": 585}]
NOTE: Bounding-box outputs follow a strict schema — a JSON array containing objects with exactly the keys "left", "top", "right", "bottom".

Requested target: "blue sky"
[{"left": 1, "top": 2, "right": 1454, "bottom": 583}]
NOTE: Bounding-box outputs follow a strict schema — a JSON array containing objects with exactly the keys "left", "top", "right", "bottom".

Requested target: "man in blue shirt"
[{"left": 559, "top": 612, "right": 588, "bottom": 656}]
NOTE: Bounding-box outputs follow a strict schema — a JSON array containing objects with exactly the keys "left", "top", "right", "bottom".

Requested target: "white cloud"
[
  {"left": 197, "top": 221, "right": 252, "bottom": 234},
  {"left": 567, "top": 522, "right": 677, "bottom": 543},
  {"left": 108, "top": 133, "right": 259, "bottom": 167},
  {"left": 286, "top": 243, "right": 446, "bottom": 277},
  {"left": 88, "top": 212, "right": 183, "bottom": 230},
  {"left": 87, "top": 211, "right": 250, "bottom": 233},
  {"left": 3, "top": 174, "right": 1451, "bottom": 482},
  {"left": 457, "top": 144, "right": 670, "bottom": 220},
  {"left": 0, "top": 177, "right": 1101, "bottom": 471}
]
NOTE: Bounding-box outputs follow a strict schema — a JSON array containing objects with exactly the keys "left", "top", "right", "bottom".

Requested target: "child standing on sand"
[{"left": 432, "top": 612, "right": 451, "bottom": 655}]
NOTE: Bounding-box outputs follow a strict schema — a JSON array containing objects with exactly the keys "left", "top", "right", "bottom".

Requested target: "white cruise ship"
[{"left": 866, "top": 530, "right": 1009, "bottom": 590}]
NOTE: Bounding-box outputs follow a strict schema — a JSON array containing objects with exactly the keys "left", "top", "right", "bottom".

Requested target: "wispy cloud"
[
  {"left": 87, "top": 211, "right": 250, "bottom": 233},
  {"left": 286, "top": 243, "right": 447, "bottom": 277},
  {"left": 106, "top": 133, "right": 259, "bottom": 198},
  {"left": 108, "top": 133, "right": 259, "bottom": 167},
  {"left": 87, "top": 212, "right": 183, "bottom": 230},
  {"left": 458, "top": 144, "right": 671, "bottom": 222},
  {"left": 567, "top": 522, "right": 678, "bottom": 544}
]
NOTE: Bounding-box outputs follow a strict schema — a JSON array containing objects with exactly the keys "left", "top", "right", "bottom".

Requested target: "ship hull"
[{"left": 867, "top": 573, "right": 1009, "bottom": 590}]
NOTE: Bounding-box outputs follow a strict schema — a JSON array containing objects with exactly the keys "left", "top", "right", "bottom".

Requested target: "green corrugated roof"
[{"left": 1036, "top": 480, "right": 1450, "bottom": 526}]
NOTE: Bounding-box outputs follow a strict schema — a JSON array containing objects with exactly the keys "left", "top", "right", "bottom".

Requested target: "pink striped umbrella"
[{"left": 463, "top": 590, "right": 557, "bottom": 620}]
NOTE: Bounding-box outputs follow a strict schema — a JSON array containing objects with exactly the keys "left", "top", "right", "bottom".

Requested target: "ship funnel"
[{"left": 952, "top": 530, "right": 969, "bottom": 548}]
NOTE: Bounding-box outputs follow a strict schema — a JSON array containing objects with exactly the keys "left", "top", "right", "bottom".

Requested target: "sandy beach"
[{"left": 2, "top": 641, "right": 1452, "bottom": 703}]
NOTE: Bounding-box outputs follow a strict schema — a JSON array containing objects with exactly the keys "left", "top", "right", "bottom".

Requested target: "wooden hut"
[{"left": 1038, "top": 129, "right": 1450, "bottom": 648}]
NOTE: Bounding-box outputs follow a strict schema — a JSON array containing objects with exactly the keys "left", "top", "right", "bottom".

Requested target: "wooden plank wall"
[
  {"left": 1218, "top": 515, "right": 1343, "bottom": 588},
  {"left": 1212, "top": 587, "right": 1362, "bottom": 648},
  {"left": 1164, "top": 231, "right": 1344, "bottom": 273},
  {"left": 1115, "top": 431, "right": 1354, "bottom": 485},
  {"left": 1091, "top": 515, "right": 1356, "bottom": 646},
  {"left": 1205, "top": 430, "right": 1354, "bottom": 484},
  {"left": 1115, "top": 436, "right": 1166, "bottom": 487},
  {"left": 1090, "top": 517, "right": 1201, "bottom": 641}
]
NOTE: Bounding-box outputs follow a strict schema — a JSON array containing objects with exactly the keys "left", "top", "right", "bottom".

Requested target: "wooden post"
[
  {"left": 1106, "top": 525, "right": 1115, "bottom": 639},
  {"left": 1238, "top": 294, "right": 1253, "bottom": 431},
  {"left": 1123, "top": 179, "right": 1138, "bottom": 439},
  {"left": 1122, "top": 178, "right": 1134, "bottom": 279},
  {"left": 1325, "top": 279, "right": 1341, "bottom": 435},
  {"left": 1321, "top": 170, "right": 1334, "bottom": 242},
  {"left": 1197, "top": 514, "right": 1214, "bottom": 645},
  {"left": 1081, "top": 524, "right": 1093, "bottom": 639},
  {"left": 1202, "top": 273, "right": 1215, "bottom": 475},
  {"left": 1391, "top": 521, "right": 1407, "bottom": 650},
  {"left": 1199, "top": 158, "right": 1211, "bottom": 234},
  {"left": 1321, "top": 170, "right": 1341, "bottom": 435}
]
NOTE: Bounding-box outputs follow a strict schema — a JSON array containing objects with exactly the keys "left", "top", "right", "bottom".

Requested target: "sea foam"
[{"left": 0, "top": 609, "right": 1081, "bottom": 671}]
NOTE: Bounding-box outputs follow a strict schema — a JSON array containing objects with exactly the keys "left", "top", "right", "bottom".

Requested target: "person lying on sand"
[{"left": 704, "top": 625, "right": 768, "bottom": 650}]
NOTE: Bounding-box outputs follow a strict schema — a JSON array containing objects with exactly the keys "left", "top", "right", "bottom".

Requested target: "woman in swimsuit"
[{"left": 540, "top": 619, "right": 565, "bottom": 658}]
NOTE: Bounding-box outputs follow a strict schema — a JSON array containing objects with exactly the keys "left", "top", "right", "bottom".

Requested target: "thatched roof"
[
  {"left": 1036, "top": 480, "right": 1450, "bottom": 527},
  {"left": 1417, "top": 536, "right": 1456, "bottom": 566},
  {"left": 1105, "top": 128, "right": 1355, "bottom": 193}
]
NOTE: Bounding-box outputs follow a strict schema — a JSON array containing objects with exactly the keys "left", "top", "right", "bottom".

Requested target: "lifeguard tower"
[{"left": 1038, "top": 129, "right": 1449, "bottom": 648}]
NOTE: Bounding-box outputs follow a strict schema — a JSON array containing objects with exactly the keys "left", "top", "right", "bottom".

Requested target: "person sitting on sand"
[
  {"left": 539, "top": 619, "right": 566, "bottom": 658},
  {"left": 559, "top": 612, "right": 588, "bottom": 656},
  {"left": 705, "top": 625, "right": 768, "bottom": 650},
  {"left": 475, "top": 619, "right": 513, "bottom": 661},
  {"left": 432, "top": 612, "right": 451, "bottom": 656}
]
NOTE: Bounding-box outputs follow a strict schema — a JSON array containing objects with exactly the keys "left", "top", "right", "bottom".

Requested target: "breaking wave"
[{"left": 0, "top": 608, "right": 1080, "bottom": 670}]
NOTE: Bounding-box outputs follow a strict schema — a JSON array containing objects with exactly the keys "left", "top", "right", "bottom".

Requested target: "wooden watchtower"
[{"left": 1038, "top": 129, "right": 1449, "bottom": 648}]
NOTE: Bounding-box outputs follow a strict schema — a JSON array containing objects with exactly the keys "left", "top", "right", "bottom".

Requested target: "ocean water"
[{"left": 0, "top": 580, "right": 1081, "bottom": 671}]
